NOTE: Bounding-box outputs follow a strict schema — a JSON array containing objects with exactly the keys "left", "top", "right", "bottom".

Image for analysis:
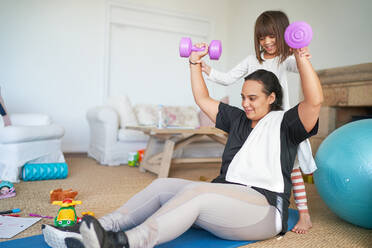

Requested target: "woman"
[{"left": 43, "top": 43, "right": 323, "bottom": 248}]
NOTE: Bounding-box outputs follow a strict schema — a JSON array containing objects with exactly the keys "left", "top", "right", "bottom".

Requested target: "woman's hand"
[
  {"left": 189, "top": 42, "right": 209, "bottom": 64},
  {"left": 291, "top": 47, "right": 312, "bottom": 60},
  {"left": 201, "top": 61, "right": 212, "bottom": 75}
]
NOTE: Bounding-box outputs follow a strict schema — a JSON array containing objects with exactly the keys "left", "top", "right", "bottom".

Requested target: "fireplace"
[{"left": 309, "top": 62, "right": 372, "bottom": 154}]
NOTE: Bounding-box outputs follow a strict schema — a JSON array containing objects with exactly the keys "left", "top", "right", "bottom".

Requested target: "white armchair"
[
  {"left": 86, "top": 106, "right": 149, "bottom": 166},
  {"left": 0, "top": 113, "right": 65, "bottom": 182}
]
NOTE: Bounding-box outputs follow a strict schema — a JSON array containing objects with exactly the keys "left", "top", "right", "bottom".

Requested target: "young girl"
[{"left": 201, "top": 10, "right": 314, "bottom": 234}]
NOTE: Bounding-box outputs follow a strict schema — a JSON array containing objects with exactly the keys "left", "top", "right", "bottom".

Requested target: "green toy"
[{"left": 52, "top": 199, "right": 82, "bottom": 227}]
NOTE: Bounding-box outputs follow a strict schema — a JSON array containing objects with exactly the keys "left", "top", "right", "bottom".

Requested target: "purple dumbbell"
[
  {"left": 179, "top": 37, "right": 222, "bottom": 60},
  {"left": 284, "top": 21, "right": 313, "bottom": 49}
]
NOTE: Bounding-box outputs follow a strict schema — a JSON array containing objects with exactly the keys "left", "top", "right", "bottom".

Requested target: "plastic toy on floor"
[
  {"left": 52, "top": 199, "right": 94, "bottom": 228},
  {"left": 53, "top": 199, "right": 82, "bottom": 227},
  {"left": 128, "top": 149, "right": 146, "bottom": 167},
  {"left": 0, "top": 180, "right": 16, "bottom": 199},
  {"left": 50, "top": 188, "right": 78, "bottom": 203}
]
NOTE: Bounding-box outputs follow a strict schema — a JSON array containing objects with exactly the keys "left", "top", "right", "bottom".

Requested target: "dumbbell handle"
[{"left": 191, "top": 46, "right": 206, "bottom": 52}]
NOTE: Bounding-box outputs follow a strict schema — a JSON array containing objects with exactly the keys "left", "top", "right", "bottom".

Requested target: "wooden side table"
[{"left": 127, "top": 126, "right": 227, "bottom": 178}]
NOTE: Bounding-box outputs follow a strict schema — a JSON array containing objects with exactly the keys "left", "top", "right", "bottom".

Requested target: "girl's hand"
[
  {"left": 291, "top": 47, "right": 312, "bottom": 60},
  {"left": 189, "top": 42, "right": 209, "bottom": 63},
  {"left": 201, "top": 61, "right": 211, "bottom": 75},
  {"left": 299, "top": 47, "right": 312, "bottom": 59}
]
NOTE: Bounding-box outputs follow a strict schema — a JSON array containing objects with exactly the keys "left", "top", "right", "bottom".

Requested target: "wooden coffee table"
[{"left": 127, "top": 126, "right": 227, "bottom": 178}]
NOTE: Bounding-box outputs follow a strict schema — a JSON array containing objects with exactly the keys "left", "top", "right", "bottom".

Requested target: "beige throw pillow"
[
  {"left": 133, "top": 104, "right": 158, "bottom": 126},
  {"left": 164, "top": 106, "right": 199, "bottom": 127},
  {"left": 134, "top": 104, "right": 199, "bottom": 128}
]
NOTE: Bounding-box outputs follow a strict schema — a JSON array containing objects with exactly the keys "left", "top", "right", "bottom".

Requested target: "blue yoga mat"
[{"left": 1, "top": 209, "right": 299, "bottom": 248}]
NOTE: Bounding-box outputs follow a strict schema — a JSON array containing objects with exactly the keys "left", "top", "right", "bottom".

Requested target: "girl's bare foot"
[{"left": 292, "top": 212, "right": 312, "bottom": 234}]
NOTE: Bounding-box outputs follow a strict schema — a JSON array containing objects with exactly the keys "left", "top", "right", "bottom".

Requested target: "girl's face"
[
  {"left": 241, "top": 80, "right": 275, "bottom": 125},
  {"left": 259, "top": 35, "right": 277, "bottom": 57}
]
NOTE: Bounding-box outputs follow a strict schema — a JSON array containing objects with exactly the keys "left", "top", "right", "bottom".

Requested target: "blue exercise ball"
[{"left": 314, "top": 119, "right": 372, "bottom": 229}]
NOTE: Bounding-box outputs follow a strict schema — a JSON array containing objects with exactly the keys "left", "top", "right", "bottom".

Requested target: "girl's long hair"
[{"left": 254, "top": 10, "right": 292, "bottom": 64}]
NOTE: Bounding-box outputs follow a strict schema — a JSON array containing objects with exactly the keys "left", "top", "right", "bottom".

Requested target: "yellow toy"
[
  {"left": 52, "top": 199, "right": 82, "bottom": 227},
  {"left": 52, "top": 199, "right": 95, "bottom": 227}
]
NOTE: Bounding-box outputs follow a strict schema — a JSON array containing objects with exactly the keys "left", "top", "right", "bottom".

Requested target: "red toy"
[{"left": 50, "top": 188, "right": 78, "bottom": 203}]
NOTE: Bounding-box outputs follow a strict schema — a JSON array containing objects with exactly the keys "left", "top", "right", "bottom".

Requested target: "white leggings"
[{"left": 99, "top": 178, "right": 282, "bottom": 248}]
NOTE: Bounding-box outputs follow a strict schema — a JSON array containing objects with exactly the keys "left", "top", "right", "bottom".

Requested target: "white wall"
[
  {"left": 225, "top": 0, "right": 372, "bottom": 107},
  {"left": 1, "top": 0, "right": 371, "bottom": 152},
  {"left": 0, "top": 0, "right": 106, "bottom": 151},
  {"left": 0, "top": 0, "right": 231, "bottom": 152}
]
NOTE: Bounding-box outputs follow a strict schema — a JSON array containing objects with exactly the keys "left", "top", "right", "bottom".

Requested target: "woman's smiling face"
[{"left": 241, "top": 80, "right": 275, "bottom": 125}]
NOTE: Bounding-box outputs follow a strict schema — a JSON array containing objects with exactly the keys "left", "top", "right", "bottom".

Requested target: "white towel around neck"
[{"left": 226, "top": 111, "right": 285, "bottom": 193}]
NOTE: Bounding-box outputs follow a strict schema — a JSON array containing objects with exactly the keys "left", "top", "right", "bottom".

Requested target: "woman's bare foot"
[{"left": 292, "top": 212, "right": 312, "bottom": 234}]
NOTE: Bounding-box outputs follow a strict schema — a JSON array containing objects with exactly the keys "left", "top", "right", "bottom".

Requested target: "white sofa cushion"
[
  {"left": 118, "top": 129, "right": 149, "bottom": 142},
  {"left": 0, "top": 125, "right": 65, "bottom": 144},
  {"left": 10, "top": 113, "right": 52, "bottom": 126},
  {"left": 106, "top": 95, "right": 138, "bottom": 128},
  {"left": 0, "top": 113, "right": 53, "bottom": 128}
]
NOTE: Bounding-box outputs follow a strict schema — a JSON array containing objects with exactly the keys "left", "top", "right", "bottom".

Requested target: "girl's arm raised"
[{"left": 296, "top": 48, "right": 323, "bottom": 132}]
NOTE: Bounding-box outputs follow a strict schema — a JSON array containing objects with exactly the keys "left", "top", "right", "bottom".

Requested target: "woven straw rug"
[{"left": 1, "top": 154, "right": 371, "bottom": 247}]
